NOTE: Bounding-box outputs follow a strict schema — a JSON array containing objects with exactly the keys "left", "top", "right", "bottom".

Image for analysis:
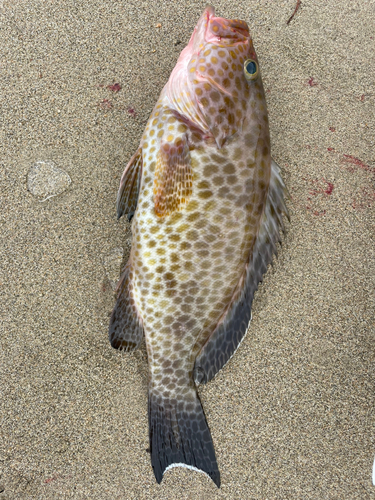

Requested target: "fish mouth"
[{"left": 201, "top": 6, "right": 250, "bottom": 45}]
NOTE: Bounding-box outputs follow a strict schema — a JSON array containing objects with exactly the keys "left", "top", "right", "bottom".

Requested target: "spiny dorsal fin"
[
  {"left": 153, "top": 137, "right": 193, "bottom": 217},
  {"left": 194, "top": 158, "right": 289, "bottom": 384},
  {"left": 116, "top": 148, "right": 143, "bottom": 220}
]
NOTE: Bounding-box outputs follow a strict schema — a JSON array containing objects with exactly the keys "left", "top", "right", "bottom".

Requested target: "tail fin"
[{"left": 148, "top": 390, "right": 220, "bottom": 487}]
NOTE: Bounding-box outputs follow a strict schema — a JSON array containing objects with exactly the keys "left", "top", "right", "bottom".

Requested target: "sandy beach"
[{"left": 1, "top": 0, "right": 374, "bottom": 498}]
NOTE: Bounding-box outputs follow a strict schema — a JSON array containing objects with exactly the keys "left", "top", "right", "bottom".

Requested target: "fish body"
[{"left": 109, "top": 6, "right": 288, "bottom": 487}]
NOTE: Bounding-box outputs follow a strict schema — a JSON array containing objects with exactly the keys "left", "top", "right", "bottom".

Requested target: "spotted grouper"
[{"left": 109, "top": 5, "right": 288, "bottom": 487}]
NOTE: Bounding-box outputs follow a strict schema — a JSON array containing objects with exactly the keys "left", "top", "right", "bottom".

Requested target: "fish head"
[{"left": 167, "top": 6, "right": 267, "bottom": 148}]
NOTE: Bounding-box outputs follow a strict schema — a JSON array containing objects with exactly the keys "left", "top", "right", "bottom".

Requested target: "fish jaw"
[
  {"left": 186, "top": 5, "right": 250, "bottom": 52},
  {"left": 190, "top": 5, "right": 214, "bottom": 53},
  {"left": 171, "top": 4, "right": 252, "bottom": 76},
  {"left": 169, "top": 6, "right": 214, "bottom": 76}
]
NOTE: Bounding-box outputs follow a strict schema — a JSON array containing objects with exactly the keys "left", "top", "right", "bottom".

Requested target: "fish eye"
[{"left": 244, "top": 59, "right": 258, "bottom": 80}]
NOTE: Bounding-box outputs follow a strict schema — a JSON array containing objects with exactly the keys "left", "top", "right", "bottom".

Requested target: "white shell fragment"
[
  {"left": 27, "top": 161, "right": 71, "bottom": 202},
  {"left": 103, "top": 247, "right": 124, "bottom": 290}
]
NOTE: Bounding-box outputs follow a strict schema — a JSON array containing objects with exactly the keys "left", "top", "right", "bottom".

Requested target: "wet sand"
[{"left": 1, "top": 0, "right": 374, "bottom": 498}]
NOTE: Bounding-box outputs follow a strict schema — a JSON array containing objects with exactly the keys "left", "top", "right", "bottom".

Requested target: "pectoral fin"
[
  {"left": 153, "top": 137, "right": 193, "bottom": 217},
  {"left": 116, "top": 148, "right": 143, "bottom": 220},
  {"left": 194, "top": 158, "right": 289, "bottom": 384}
]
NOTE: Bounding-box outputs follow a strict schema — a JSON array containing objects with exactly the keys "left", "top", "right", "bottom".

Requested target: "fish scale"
[{"left": 109, "top": 5, "right": 288, "bottom": 487}]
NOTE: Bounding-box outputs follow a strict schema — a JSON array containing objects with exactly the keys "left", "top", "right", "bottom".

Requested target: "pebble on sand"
[{"left": 27, "top": 160, "right": 71, "bottom": 202}]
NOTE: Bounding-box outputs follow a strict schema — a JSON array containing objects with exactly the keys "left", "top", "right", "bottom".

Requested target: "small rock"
[
  {"left": 27, "top": 161, "right": 71, "bottom": 202},
  {"left": 103, "top": 248, "right": 124, "bottom": 290}
]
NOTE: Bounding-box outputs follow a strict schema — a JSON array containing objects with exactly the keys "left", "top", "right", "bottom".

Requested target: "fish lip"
[
  {"left": 202, "top": 7, "right": 250, "bottom": 45},
  {"left": 190, "top": 6, "right": 249, "bottom": 54},
  {"left": 203, "top": 4, "right": 216, "bottom": 18}
]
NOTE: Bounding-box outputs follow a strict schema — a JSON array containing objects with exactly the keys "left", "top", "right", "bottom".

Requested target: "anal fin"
[
  {"left": 109, "top": 265, "right": 143, "bottom": 351},
  {"left": 194, "top": 158, "right": 289, "bottom": 384},
  {"left": 116, "top": 148, "right": 143, "bottom": 220}
]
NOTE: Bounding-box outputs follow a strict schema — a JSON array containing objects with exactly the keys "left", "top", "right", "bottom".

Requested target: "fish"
[{"left": 109, "top": 5, "right": 288, "bottom": 487}]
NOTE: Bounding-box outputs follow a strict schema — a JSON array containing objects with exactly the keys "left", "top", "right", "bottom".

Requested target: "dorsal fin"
[
  {"left": 116, "top": 148, "right": 143, "bottom": 220},
  {"left": 194, "top": 158, "right": 289, "bottom": 384}
]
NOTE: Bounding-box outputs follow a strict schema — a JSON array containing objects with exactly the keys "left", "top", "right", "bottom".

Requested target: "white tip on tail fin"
[
  {"left": 164, "top": 463, "right": 212, "bottom": 480},
  {"left": 148, "top": 391, "right": 220, "bottom": 487}
]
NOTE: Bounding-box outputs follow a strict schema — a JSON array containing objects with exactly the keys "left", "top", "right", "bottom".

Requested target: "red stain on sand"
[
  {"left": 44, "top": 477, "right": 56, "bottom": 484},
  {"left": 339, "top": 153, "right": 375, "bottom": 209},
  {"left": 326, "top": 148, "right": 375, "bottom": 210},
  {"left": 97, "top": 99, "right": 112, "bottom": 110},
  {"left": 301, "top": 177, "right": 335, "bottom": 216},
  {"left": 44, "top": 474, "right": 72, "bottom": 485},
  {"left": 329, "top": 127, "right": 335, "bottom": 132},
  {"left": 306, "top": 77, "right": 318, "bottom": 87},
  {"left": 341, "top": 154, "right": 375, "bottom": 174},
  {"left": 324, "top": 182, "right": 334, "bottom": 195},
  {"left": 127, "top": 107, "right": 137, "bottom": 117},
  {"left": 107, "top": 83, "right": 122, "bottom": 92}
]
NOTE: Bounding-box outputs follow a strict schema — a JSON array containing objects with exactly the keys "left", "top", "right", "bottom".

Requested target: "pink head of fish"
[{"left": 166, "top": 5, "right": 262, "bottom": 147}]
